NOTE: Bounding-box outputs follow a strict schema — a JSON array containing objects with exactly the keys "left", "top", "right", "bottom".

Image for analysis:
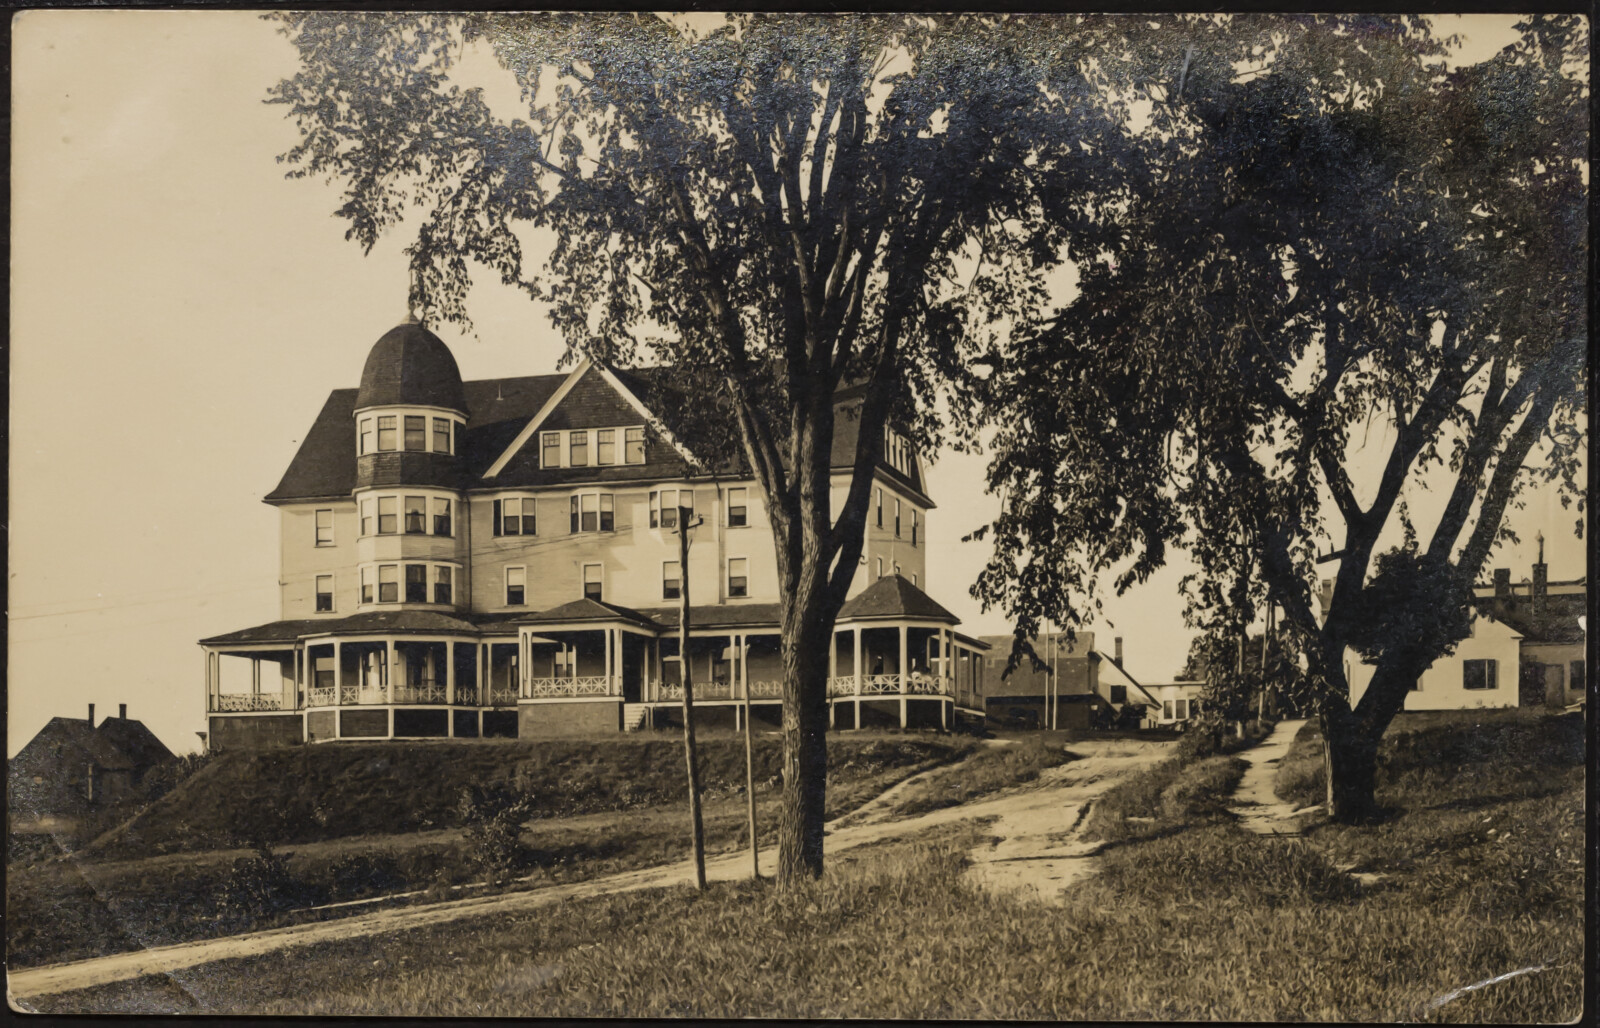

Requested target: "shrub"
[
  {"left": 327, "top": 852, "right": 408, "bottom": 902},
  {"left": 457, "top": 784, "right": 535, "bottom": 885},
  {"left": 216, "top": 845, "right": 322, "bottom": 924}
]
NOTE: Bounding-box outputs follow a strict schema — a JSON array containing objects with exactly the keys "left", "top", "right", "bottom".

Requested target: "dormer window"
[
  {"left": 625, "top": 428, "right": 645, "bottom": 463},
  {"left": 538, "top": 427, "right": 648, "bottom": 468},
  {"left": 541, "top": 432, "right": 561, "bottom": 468},
  {"left": 570, "top": 432, "right": 589, "bottom": 467},
  {"left": 596, "top": 429, "right": 616, "bottom": 465},
  {"left": 884, "top": 428, "right": 914, "bottom": 476}
]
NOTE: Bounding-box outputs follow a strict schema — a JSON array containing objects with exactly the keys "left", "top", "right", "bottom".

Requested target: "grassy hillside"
[{"left": 86, "top": 732, "right": 972, "bottom": 860}]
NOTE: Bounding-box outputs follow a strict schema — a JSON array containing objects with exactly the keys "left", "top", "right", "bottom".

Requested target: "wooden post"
[
  {"left": 1258, "top": 604, "right": 1274, "bottom": 722},
  {"left": 898, "top": 624, "right": 909, "bottom": 728},
  {"left": 742, "top": 633, "right": 759, "bottom": 879},
  {"left": 676, "top": 507, "right": 707, "bottom": 890}
]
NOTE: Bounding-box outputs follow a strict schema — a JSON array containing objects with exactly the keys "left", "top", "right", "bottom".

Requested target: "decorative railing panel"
[
  {"left": 486, "top": 686, "right": 519, "bottom": 707},
  {"left": 392, "top": 683, "right": 448, "bottom": 704},
  {"left": 524, "top": 675, "right": 615, "bottom": 699},
  {"left": 861, "top": 674, "right": 903, "bottom": 695},
  {"left": 904, "top": 674, "right": 951, "bottom": 696},
  {"left": 747, "top": 680, "right": 784, "bottom": 699},
  {"left": 212, "top": 694, "right": 286, "bottom": 712},
  {"left": 307, "top": 687, "right": 337, "bottom": 708},
  {"left": 658, "top": 681, "right": 735, "bottom": 702},
  {"left": 454, "top": 684, "right": 480, "bottom": 706},
  {"left": 826, "top": 677, "right": 856, "bottom": 697}
]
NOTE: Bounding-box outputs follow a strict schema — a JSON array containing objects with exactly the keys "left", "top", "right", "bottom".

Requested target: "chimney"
[
  {"left": 1532, "top": 532, "right": 1548, "bottom": 616},
  {"left": 118, "top": 703, "right": 128, "bottom": 720},
  {"left": 87, "top": 703, "right": 95, "bottom": 725},
  {"left": 1493, "top": 568, "right": 1511, "bottom": 612},
  {"left": 1317, "top": 578, "right": 1335, "bottom": 620},
  {"left": 1114, "top": 637, "right": 1123, "bottom": 665}
]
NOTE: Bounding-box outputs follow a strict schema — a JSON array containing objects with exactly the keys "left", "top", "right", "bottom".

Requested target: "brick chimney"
[
  {"left": 1114, "top": 636, "right": 1123, "bottom": 665},
  {"left": 1532, "top": 532, "right": 1547, "bottom": 616},
  {"left": 1493, "top": 568, "right": 1511, "bottom": 612},
  {"left": 118, "top": 703, "right": 128, "bottom": 720},
  {"left": 87, "top": 703, "right": 95, "bottom": 725}
]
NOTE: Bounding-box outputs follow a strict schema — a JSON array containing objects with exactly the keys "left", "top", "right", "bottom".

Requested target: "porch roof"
[
  {"left": 838, "top": 575, "right": 959, "bottom": 624},
  {"left": 516, "top": 598, "right": 660, "bottom": 628},
  {"left": 200, "top": 610, "right": 487, "bottom": 646},
  {"left": 639, "top": 602, "right": 784, "bottom": 630}
]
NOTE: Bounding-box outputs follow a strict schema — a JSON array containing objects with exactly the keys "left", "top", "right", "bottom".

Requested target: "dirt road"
[{"left": 9, "top": 737, "right": 1171, "bottom": 1005}]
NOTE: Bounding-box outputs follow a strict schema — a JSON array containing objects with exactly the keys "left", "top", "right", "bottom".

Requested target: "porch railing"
[
  {"left": 746, "top": 679, "right": 784, "bottom": 699},
  {"left": 486, "top": 685, "right": 519, "bottom": 706},
  {"left": 524, "top": 675, "right": 615, "bottom": 699},
  {"left": 308, "top": 686, "right": 337, "bottom": 707},
  {"left": 659, "top": 680, "right": 739, "bottom": 702},
  {"left": 392, "top": 683, "right": 449, "bottom": 704},
  {"left": 211, "top": 694, "right": 287, "bottom": 712},
  {"left": 826, "top": 676, "right": 856, "bottom": 697}
]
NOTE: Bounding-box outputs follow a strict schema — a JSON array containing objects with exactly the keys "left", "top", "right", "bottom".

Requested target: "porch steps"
[{"left": 622, "top": 702, "right": 649, "bottom": 732}]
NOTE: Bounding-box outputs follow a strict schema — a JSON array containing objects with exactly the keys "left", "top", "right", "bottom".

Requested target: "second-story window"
[
  {"left": 541, "top": 432, "right": 561, "bottom": 468},
  {"left": 569, "top": 431, "right": 588, "bottom": 467},
  {"left": 494, "top": 497, "right": 536, "bottom": 536},
  {"left": 315, "top": 509, "right": 334, "bottom": 547},
  {"left": 663, "top": 561, "right": 681, "bottom": 600},
  {"left": 432, "top": 498, "right": 452, "bottom": 537},
  {"left": 727, "top": 558, "right": 749, "bottom": 598},
  {"left": 434, "top": 566, "right": 452, "bottom": 605},
  {"left": 359, "top": 419, "right": 373, "bottom": 455},
  {"left": 405, "top": 564, "right": 427, "bottom": 603},
  {"left": 360, "top": 499, "right": 373, "bottom": 536},
  {"left": 404, "top": 416, "right": 426, "bottom": 451},
  {"left": 378, "top": 497, "right": 397, "bottom": 535},
  {"left": 894, "top": 498, "right": 902, "bottom": 539},
  {"left": 571, "top": 493, "right": 613, "bottom": 532},
  {"left": 596, "top": 428, "right": 615, "bottom": 465},
  {"left": 315, "top": 575, "right": 334, "bottom": 612},
  {"left": 377, "top": 416, "right": 397, "bottom": 451},
  {"left": 912, "top": 509, "right": 919, "bottom": 547},
  {"left": 875, "top": 488, "right": 883, "bottom": 528},
  {"left": 360, "top": 567, "right": 373, "bottom": 604},
  {"left": 505, "top": 566, "right": 526, "bottom": 606},
  {"left": 404, "top": 496, "right": 427, "bottom": 534},
  {"left": 433, "top": 418, "right": 452, "bottom": 454},
  {"left": 583, "top": 563, "right": 603, "bottom": 602},
  {"left": 625, "top": 427, "right": 645, "bottom": 463},
  {"left": 876, "top": 557, "right": 884, "bottom": 580},
  {"left": 651, "top": 488, "right": 693, "bottom": 529},
  {"left": 727, "top": 488, "right": 747, "bottom": 527},
  {"left": 379, "top": 564, "right": 399, "bottom": 603}
]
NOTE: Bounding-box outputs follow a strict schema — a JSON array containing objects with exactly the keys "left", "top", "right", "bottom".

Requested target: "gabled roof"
[
  {"left": 517, "top": 598, "right": 660, "bottom": 628},
  {"left": 1095, "top": 655, "right": 1163, "bottom": 708},
  {"left": 95, "top": 717, "right": 176, "bottom": 771},
  {"left": 12, "top": 718, "right": 135, "bottom": 772},
  {"left": 838, "top": 575, "right": 958, "bottom": 623},
  {"left": 1476, "top": 593, "right": 1588, "bottom": 645}
]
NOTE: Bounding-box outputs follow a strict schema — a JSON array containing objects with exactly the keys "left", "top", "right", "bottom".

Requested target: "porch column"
[
  {"left": 251, "top": 657, "right": 261, "bottom": 697},
  {"left": 446, "top": 639, "right": 456, "bottom": 705},
  {"left": 204, "top": 649, "right": 214, "bottom": 714},
  {"left": 615, "top": 629, "right": 624, "bottom": 696},
  {"left": 853, "top": 626, "right": 863, "bottom": 729},
  {"left": 333, "top": 641, "right": 343, "bottom": 706},
  {"left": 898, "top": 624, "right": 909, "bottom": 728},
  {"left": 389, "top": 637, "right": 401, "bottom": 701}
]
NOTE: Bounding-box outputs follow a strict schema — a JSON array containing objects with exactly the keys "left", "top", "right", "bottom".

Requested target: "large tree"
[
  {"left": 268, "top": 12, "right": 1136, "bottom": 877},
  {"left": 975, "top": 15, "right": 1586, "bottom": 820}
]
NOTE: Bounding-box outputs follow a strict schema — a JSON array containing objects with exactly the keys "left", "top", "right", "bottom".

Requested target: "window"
[
  {"left": 911, "top": 510, "right": 919, "bottom": 547},
  {"left": 663, "top": 561, "right": 681, "bottom": 600},
  {"left": 1571, "top": 660, "right": 1586, "bottom": 692},
  {"left": 506, "top": 567, "right": 526, "bottom": 606},
  {"left": 894, "top": 498, "right": 901, "bottom": 538},
  {"left": 494, "top": 497, "right": 535, "bottom": 536},
  {"left": 727, "top": 488, "right": 747, "bottom": 527},
  {"left": 404, "top": 416, "right": 426, "bottom": 451},
  {"left": 876, "top": 557, "right": 884, "bottom": 580},
  {"left": 405, "top": 564, "right": 427, "bottom": 603},
  {"left": 315, "top": 575, "right": 334, "bottom": 612},
  {"left": 434, "top": 566, "right": 452, "bottom": 605},
  {"left": 596, "top": 428, "right": 615, "bottom": 465},
  {"left": 1463, "top": 659, "right": 1498, "bottom": 690},
  {"left": 1163, "top": 700, "right": 1175, "bottom": 720},
  {"left": 433, "top": 418, "right": 451, "bottom": 454},
  {"left": 359, "top": 419, "right": 373, "bottom": 455},
  {"left": 875, "top": 488, "right": 883, "bottom": 528},
  {"left": 624, "top": 427, "right": 645, "bottom": 463},
  {"left": 569, "top": 431, "right": 588, "bottom": 467},
  {"left": 651, "top": 488, "right": 693, "bottom": 529},
  {"left": 378, "top": 564, "right": 399, "bottom": 603},
  {"left": 404, "top": 496, "right": 427, "bottom": 534},
  {"left": 583, "top": 563, "right": 603, "bottom": 602},
  {"left": 541, "top": 432, "right": 561, "bottom": 468},
  {"left": 377, "top": 496, "right": 397, "bottom": 535},
  {"left": 432, "top": 498, "right": 452, "bottom": 537},
  {"left": 360, "top": 499, "right": 373, "bottom": 537},
  {"left": 727, "top": 558, "right": 748, "bottom": 598},
  {"left": 377, "top": 416, "right": 397, "bottom": 451},
  {"left": 315, "top": 509, "right": 334, "bottom": 547},
  {"left": 567, "top": 493, "right": 614, "bottom": 533},
  {"left": 1175, "top": 699, "right": 1190, "bottom": 720},
  {"left": 911, "top": 573, "right": 918, "bottom": 587},
  {"left": 360, "top": 566, "right": 374, "bottom": 603},
  {"left": 1109, "top": 685, "right": 1127, "bottom": 705}
]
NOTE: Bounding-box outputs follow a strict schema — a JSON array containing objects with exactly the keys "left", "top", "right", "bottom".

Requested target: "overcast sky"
[{"left": 9, "top": 11, "right": 1585, "bottom": 756}]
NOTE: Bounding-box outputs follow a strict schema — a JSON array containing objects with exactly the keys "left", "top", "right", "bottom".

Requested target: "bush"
[
  {"left": 327, "top": 852, "right": 409, "bottom": 903},
  {"left": 216, "top": 845, "right": 322, "bottom": 924},
  {"left": 457, "top": 784, "right": 535, "bottom": 885}
]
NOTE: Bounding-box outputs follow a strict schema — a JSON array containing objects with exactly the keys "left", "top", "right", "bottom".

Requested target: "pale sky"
[{"left": 9, "top": 11, "right": 1585, "bottom": 756}]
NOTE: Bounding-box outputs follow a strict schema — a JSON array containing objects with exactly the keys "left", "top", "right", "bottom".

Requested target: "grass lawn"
[
  {"left": 882, "top": 735, "right": 1078, "bottom": 818},
  {"left": 24, "top": 709, "right": 1581, "bottom": 1019}
]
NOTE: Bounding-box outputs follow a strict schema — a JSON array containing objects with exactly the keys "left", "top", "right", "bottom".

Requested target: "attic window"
[
  {"left": 596, "top": 429, "right": 616, "bottom": 465},
  {"left": 625, "top": 427, "right": 645, "bottom": 463},
  {"left": 541, "top": 432, "right": 561, "bottom": 469},
  {"left": 569, "top": 431, "right": 589, "bottom": 467}
]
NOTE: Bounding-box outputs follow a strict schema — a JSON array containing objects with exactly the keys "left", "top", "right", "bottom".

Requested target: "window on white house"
[
  {"left": 1463, "top": 659, "right": 1498, "bottom": 690},
  {"left": 494, "top": 497, "right": 535, "bottom": 536},
  {"left": 360, "top": 566, "right": 374, "bottom": 603},
  {"left": 541, "top": 432, "right": 561, "bottom": 468},
  {"left": 651, "top": 488, "right": 694, "bottom": 529},
  {"left": 876, "top": 557, "right": 884, "bottom": 580},
  {"left": 378, "top": 564, "right": 399, "bottom": 603},
  {"left": 1163, "top": 700, "right": 1175, "bottom": 720},
  {"left": 1109, "top": 685, "right": 1127, "bottom": 704},
  {"left": 434, "top": 566, "right": 452, "bottom": 605},
  {"left": 377, "top": 496, "right": 397, "bottom": 535},
  {"left": 506, "top": 567, "right": 526, "bottom": 606},
  {"left": 377, "top": 416, "right": 397, "bottom": 451},
  {"left": 359, "top": 419, "right": 374, "bottom": 455},
  {"left": 431, "top": 418, "right": 450, "bottom": 454},
  {"left": 663, "top": 561, "right": 681, "bottom": 600},
  {"left": 875, "top": 488, "right": 883, "bottom": 528},
  {"left": 405, "top": 564, "right": 427, "bottom": 603},
  {"left": 583, "top": 563, "right": 603, "bottom": 602},
  {"left": 404, "top": 496, "right": 427, "bottom": 534},
  {"left": 315, "top": 575, "right": 334, "bottom": 612},
  {"left": 570, "top": 493, "right": 615, "bottom": 533},
  {"left": 728, "top": 558, "right": 749, "bottom": 598},
  {"left": 1572, "top": 660, "right": 1586, "bottom": 692},
  {"left": 624, "top": 427, "right": 645, "bottom": 463},
  {"left": 911, "top": 510, "right": 919, "bottom": 547},
  {"left": 315, "top": 509, "right": 334, "bottom": 547},
  {"left": 911, "top": 573, "right": 918, "bottom": 587},
  {"left": 727, "top": 488, "right": 747, "bottom": 527},
  {"left": 596, "top": 428, "right": 615, "bottom": 465},
  {"left": 894, "top": 499, "right": 901, "bottom": 538},
  {"left": 404, "top": 416, "right": 426, "bottom": 451},
  {"left": 569, "top": 431, "right": 588, "bottom": 467},
  {"left": 432, "top": 498, "right": 452, "bottom": 537},
  {"left": 1175, "top": 699, "right": 1190, "bottom": 720},
  {"left": 360, "top": 499, "right": 373, "bottom": 536}
]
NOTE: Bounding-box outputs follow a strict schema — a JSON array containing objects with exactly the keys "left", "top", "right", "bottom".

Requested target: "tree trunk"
[
  {"left": 776, "top": 594, "right": 832, "bottom": 882},
  {"left": 1320, "top": 705, "right": 1379, "bottom": 822}
]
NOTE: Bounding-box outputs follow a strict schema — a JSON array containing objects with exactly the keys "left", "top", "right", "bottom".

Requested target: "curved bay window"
[
  {"left": 357, "top": 408, "right": 463, "bottom": 456},
  {"left": 358, "top": 491, "right": 455, "bottom": 539},
  {"left": 359, "top": 561, "right": 460, "bottom": 608}
]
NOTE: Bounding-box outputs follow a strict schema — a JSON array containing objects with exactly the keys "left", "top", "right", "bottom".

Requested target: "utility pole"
[
  {"left": 743, "top": 652, "right": 759, "bottom": 879},
  {"left": 1258, "top": 603, "right": 1274, "bottom": 722},
  {"left": 676, "top": 505, "right": 707, "bottom": 890}
]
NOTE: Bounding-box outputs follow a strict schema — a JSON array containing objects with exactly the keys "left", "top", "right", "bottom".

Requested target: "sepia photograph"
[{"left": 7, "top": 8, "right": 1590, "bottom": 1019}]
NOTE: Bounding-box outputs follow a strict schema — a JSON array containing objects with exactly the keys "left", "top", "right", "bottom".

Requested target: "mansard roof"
[{"left": 266, "top": 359, "right": 929, "bottom": 504}]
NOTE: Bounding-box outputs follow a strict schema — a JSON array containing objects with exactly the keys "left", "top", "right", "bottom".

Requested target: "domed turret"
[{"left": 355, "top": 321, "right": 468, "bottom": 414}]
